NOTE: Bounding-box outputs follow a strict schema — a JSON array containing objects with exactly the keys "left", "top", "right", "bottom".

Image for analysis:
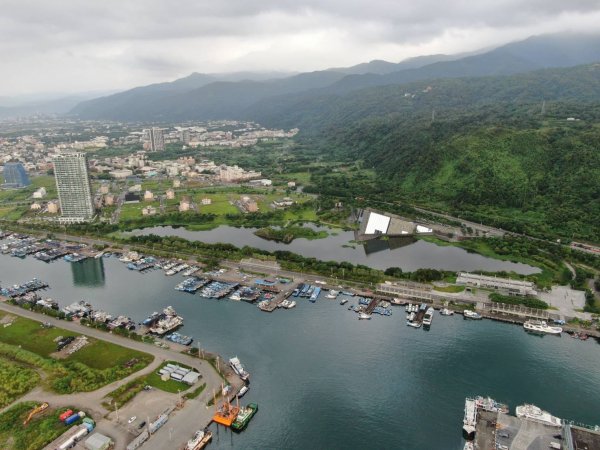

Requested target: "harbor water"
[
  {"left": 1, "top": 255, "right": 599, "bottom": 450},
  {"left": 124, "top": 225, "right": 540, "bottom": 274}
]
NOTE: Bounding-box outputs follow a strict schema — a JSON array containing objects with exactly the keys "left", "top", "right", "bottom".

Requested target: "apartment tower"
[{"left": 53, "top": 152, "right": 94, "bottom": 222}]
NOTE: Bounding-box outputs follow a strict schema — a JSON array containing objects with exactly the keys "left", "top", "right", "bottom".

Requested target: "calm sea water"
[
  {"left": 125, "top": 225, "right": 539, "bottom": 274},
  {"left": 1, "top": 255, "right": 599, "bottom": 450}
]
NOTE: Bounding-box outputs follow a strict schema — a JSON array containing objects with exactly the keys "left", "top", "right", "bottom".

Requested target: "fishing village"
[{"left": 1, "top": 228, "right": 600, "bottom": 450}]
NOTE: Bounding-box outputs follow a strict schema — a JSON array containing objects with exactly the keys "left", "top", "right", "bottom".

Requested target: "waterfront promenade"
[{"left": 0, "top": 300, "right": 238, "bottom": 450}]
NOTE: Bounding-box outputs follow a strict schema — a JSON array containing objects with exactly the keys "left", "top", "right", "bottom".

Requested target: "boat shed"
[
  {"left": 85, "top": 432, "right": 113, "bottom": 450},
  {"left": 182, "top": 371, "right": 200, "bottom": 385}
]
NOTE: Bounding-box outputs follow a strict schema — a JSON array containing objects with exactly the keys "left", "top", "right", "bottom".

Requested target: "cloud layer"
[{"left": 2, "top": 0, "right": 600, "bottom": 96}]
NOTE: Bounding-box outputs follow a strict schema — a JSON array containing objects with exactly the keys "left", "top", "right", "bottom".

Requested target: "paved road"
[{"left": 0, "top": 302, "right": 234, "bottom": 450}]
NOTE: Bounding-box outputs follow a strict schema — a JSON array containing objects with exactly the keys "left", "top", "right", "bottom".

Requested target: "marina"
[{"left": 0, "top": 234, "right": 600, "bottom": 449}]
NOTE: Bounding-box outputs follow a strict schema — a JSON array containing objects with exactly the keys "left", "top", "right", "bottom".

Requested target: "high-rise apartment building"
[
  {"left": 2, "top": 162, "right": 30, "bottom": 188},
  {"left": 144, "top": 127, "right": 165, "bottom": 151},
  {"left": 53, "top": 152, "right": 94, "bottom": 222}
]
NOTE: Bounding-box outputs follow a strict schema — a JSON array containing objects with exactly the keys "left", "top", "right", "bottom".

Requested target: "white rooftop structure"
[
  {"left": 364, "top": 212, "right": 391, "bottom": 235},
  {"left": 456, "top": 272, "right": 537, "bottom": 296}
]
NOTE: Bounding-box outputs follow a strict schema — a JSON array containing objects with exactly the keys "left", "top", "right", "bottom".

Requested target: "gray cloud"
[{"left": 1, "top": 0, "right": 600, "bottom": 96}]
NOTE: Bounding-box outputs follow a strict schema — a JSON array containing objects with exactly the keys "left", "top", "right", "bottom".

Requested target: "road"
[{"left": 0, "top": 301, "right": 234, "bottom": 450}]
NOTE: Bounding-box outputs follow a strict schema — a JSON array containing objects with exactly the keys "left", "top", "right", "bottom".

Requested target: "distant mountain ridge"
[{"left": 70, "top": 32, "right": 600, "bottom": 122}]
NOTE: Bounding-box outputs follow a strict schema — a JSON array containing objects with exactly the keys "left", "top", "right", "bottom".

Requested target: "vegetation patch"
[
  {"left": 103, "top": 376, "right": 148, "bottom": 409},
  {"left": 184, "top": 383, "right": 207, "bottom": 400},
  {"left": 433, "top": 285, "right": 465, "bottom": 293},
  {"left": 0, "top": 402, "right": 75, "bottom": 450},
  {"left": 489, "top": 293, "right": 549, "bottom": 310},
  {"left": 0, "top": 357, "right": 40, "bottom": 408},
  {"left": 254, "top": 225, "right": 327, "bottom": 243}
]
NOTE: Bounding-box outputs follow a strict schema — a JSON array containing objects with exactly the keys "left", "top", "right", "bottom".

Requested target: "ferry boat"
[
  {"left": 229, "top": 356, "right": 250, "bottom": 381},
  {"left": 422, "top": 307, "right": 434, "bottom": 326},
  {"left": 463, "top": 310, "right": 482, "bottom": 320},
  {"left": 515, "top": 404, "right": 562, "bottom": 427},
  {"left": 358, "top": 312, "right": 371, "bottom": 320},
  {"left": 440, "top": 308, "right": 454, "bottom": 316},
  {"left": 231, "top": 403, "right": 258, "bottom": 432},
  {"left": 523, "top": 320, "right": 562, "bottom": 335}
]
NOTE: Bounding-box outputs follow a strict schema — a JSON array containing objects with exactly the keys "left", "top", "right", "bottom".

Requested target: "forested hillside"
[{"left": 251, "top": 64, "right": 600, "bottom": 243}]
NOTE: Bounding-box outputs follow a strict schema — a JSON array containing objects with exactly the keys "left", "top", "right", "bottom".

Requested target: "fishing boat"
[
  {"left": 231, "top": 403, "right": 258, "bottom": 432},
  {"left": 463, "top": 310, "right": 482, "bottom": 320},
  {"left": 422, "top": 307, "right": 434, "bottom": 326},
  {"left": 523, "top": 320, "right": 562, "bottom": 335},
  {"left": 237, "top": 385, "right": 249, "bottom": 398},
  {"left": 515, "top": 404, "right": 562, "bottom": 427},
  {"left": 229, "top": 356, "right": 250, "bottom": 381},
  {"left": 341, "top": 291, "right": 355, "bottom": 296},
  {"left": 440, "top": 308, "right": 454, "bottom": 316},
  {"left": 340, "top": 298, "right": 348, "bottom": 305},
  {"left": 309, "top": 286, "right": 321, "bottom": 302},
  {"left": 326, "top": 290, "right": 339, "bottom": 299},
  {"left": 406, "top": 312, "right": 416, "bottom": 321},
  {"left": 185, "top": 430, "right": 212, "bottom": 450},
  {"left": 406, "top": 320, "right": 421, "bottom": 328},
  {"left": 358, "top": 312, "right": 371, "bottom": 320}
]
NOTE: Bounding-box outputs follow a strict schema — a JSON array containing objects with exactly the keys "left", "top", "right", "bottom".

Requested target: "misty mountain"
[
  {"left": 70, "top": 32, "right": 600, "bottom": 122},
  {"left": 326, "top": 54, "right": 464, "bottom": 75},
  {"left": 0, "top": 94, "right": 104, "bottom": 119}
]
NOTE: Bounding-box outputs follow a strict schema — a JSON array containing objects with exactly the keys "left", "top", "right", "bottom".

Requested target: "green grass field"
[
  {"left": 433, "top": 285, "right": 465, "bottom": 293},
  {"left": 0, "top": 402, "right": 76, "bottom": 450}
]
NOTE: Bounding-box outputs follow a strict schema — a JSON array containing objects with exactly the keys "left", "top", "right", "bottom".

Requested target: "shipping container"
[
  {"left": 65, "top": 414, "right": 80, "bottom": 426},
  {"left": 59, "top": 409, "right": 74, "bottom": 421}
]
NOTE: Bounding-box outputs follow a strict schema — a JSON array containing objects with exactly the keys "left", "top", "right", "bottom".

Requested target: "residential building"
[
  {"left": 2, "top": 162, "right": 30, "bottom": 188},
  {"left": 166, "top": 189, "right": 175, "bottom": 199},
  {"left": 201, "top": 198, "right": 212, "bottom": 205},
  {"left": 143, "top": 190, "right": 154, "bottom": 201},
  {"left": 144, "top": 127, "right": 165, "bottom": 152},
  {"left": 53, "top": 152, "right": 94, "bottom": 222}
]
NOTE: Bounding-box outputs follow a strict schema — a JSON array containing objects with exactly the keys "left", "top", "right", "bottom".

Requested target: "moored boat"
[
  {"left": 422, "top": 307, "right": 434, "bottom": 326},
  {"left": 229, "top": 356, "right": 250, "bottom": 381},
  {"left": 515, "top": 404, "right": 562, "bottom": 427},
  {"left": 340, "top": 298, "right": 348, "bottom": 305},
  {"left": 440, "top": 308, "right": 454, "bottom": 316},
  {"left": 523, "top": 320, "right": 562, "bottom": 335},
  {"left": 463, "top": 310, "right": 482, "bottom": 320},
  {"left": 407, "top": 320, "right": 421, "bottom": 328},
  {"left": 231, "top": 403, "right": 258, "bottom": 432},
  {"left": 358, "top": 312, "right": 371, "bottom": 320},
  {"left": 237, "top": 385, "right": 249, "bottom": 398}
]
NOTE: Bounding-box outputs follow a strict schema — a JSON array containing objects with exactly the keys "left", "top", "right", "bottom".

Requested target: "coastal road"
[{"left": 0, "top": 301, "right": 236, "bottom": 450}]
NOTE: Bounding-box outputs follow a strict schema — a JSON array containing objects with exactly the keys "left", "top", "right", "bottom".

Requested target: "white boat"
[
  {"left": 326, "top": 290, "right": 339, "bottom": 299},
  {"left": 463, "top": 443, "right": 474, "bottom": 450},
  {"left": 186, "top": 431, "right": 206, "bottom": 450},
  {"left": 358, "top": 312, "right": 371, "bottom": 320},
  {"left": 516, "top": 404, "right": 562, "bottom": 427},
  {"left": 440, "top": 308, "right": 454, "bottom": 316},
  {"left": 463, "top": 310, "right": 482, "bottom": 320},
  {"left": 229, "top": 356, "right": 250, "bottom": 381},
  {"left": 286, "top": 300, "right": 296, "bottom": 309},
  {"left": 237, "top": 385, "right": 249, "bottom": 398},
  {"left": 463, "top": 398, "right": 477, "bottom": 437},
  {"left": 523, "top": 320, "right": 562, "bottom": 335},
  {"left": 406, "top": 321, "right": 421, "bottom": 328},
  {"left": 422, "top": 307, "right": 434, "bottom": 326},
  {"left": 406, "top": 312, "right": 416, "bottom": 321},
  {"left": 340, "top": 298, "right": 348, "bottom": 305}
]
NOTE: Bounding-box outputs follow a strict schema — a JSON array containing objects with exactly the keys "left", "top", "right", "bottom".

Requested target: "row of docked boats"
[
  {"left": 199, "top": 280, "right": 239, "bottom": 299},
  {"left": 175, "top": 276, "right": 209, "bottom": 293},
  {"left": 0, "top": 278, "right": 49, "bottom": 298}
]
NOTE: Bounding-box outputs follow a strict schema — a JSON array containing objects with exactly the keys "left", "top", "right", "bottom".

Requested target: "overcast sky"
[{"left": 2, "top": 0, "right": 600, "bottom": 97}]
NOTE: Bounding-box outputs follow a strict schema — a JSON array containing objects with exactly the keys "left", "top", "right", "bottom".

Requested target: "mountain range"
[{"left": 70, "top": 32, "right": 600, "bottom": 123}]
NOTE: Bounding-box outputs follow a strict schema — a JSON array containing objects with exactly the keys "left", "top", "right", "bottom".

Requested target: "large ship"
[
  {"left": 523, "top": 320, "right": 562, "bottom": 335},
  {"left": 229, "top": 356, "right": 250, "bottom": 381},
  {"left": 463, "top": 396, "right": 508, "bottom": 440},
  {"left": 515, "top": 404, "right": 562, "bottom": 427},
  {"left": 231, "top": 403, "right": 258, "bottom": 432}
]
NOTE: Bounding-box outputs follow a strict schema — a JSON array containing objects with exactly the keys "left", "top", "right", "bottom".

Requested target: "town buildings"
[
  {"left": 144, "top": 127, "right": 165, "bottom": 152},
  {"left": 53, "top": 152, "right": 94, "bottom": 222}
]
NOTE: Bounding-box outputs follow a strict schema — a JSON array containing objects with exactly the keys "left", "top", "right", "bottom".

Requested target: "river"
[
  {"left": 124, "top": 225, "right": 539, "bottom": 274},
  {"left": 0, "top": 254, "right": 598, "bottom": 450}
]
